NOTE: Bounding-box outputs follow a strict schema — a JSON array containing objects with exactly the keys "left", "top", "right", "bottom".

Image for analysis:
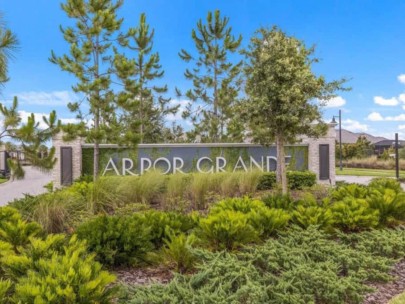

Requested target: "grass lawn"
[
  {"left": 336, "top": 167, "right": 405, "bottom": 178},
  {"left": 0, "top": 178, "right": 7, "bottom": 184}
]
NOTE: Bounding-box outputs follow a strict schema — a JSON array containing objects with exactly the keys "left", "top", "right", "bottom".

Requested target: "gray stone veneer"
[{"left": 52, "top": 123, "right": 337, "bottom": 188}]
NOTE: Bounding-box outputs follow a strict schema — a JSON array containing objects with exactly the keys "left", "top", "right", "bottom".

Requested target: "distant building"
[
  {"left": 336, "top": 129, "right": 388, "bottom": 144},
  {"left": 373, "top": 139, "right": 405, "bottom": 156}
]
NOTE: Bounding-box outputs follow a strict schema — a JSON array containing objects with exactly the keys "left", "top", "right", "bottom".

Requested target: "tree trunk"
[
  {"left": 93, "top": 108, "right": 100, "bottom": 182},
  {"left": 276, "top": 135, "right": 288, "bottom": 194}
]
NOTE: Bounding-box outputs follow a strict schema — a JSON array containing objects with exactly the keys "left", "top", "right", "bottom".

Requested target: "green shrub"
[
  {"left": 332, "top": 183, "right": 368, "bottom": 201},
  {"left": 368, "top": 177, "right": 403, "bottom": 194},
  {"left": 209, "top": 197, "right": 290, "bottom": 237},
  {"left": 257, "top": 172, "right": 276, "bottom": 190},
  {"left": 198, "top": 210, "right": 258, "bottom": 250},
  {"left": 287, "top": 171, "right": 316, "bottom": 189},
  {"left": 291, "top": 197, "right": 333, "bottom": 229},
  {"left": 11, "top": 236, "right": 116, "bottom": 304},
  {"left": 0, "top": 207, "right": 42, "bottom": 252},
  {"left": 262, "top": 193, "right": 296, "bottom": 210},
  {"left": 331, "top": 198, "right": 379, "bottom": 232},
  {"left": 76, "top": 214, "right": 153, "bottom": 266},
  {"left": 142, "top": 210, "right": 197, "bottom": 248},
  {"left": 210, "top": 196, "right": 266, "bottom": 214},
  {"left": 248, "top": 207, "right": 291, "bottom": 237},
  {"left": 257, "top": 171, "right": 316, "bottom": 191},
  {"left": 366, "top": 189, "right": 405, "bottom": 226},
  {"left": 162, "top": 230, "right": 197, "bottom": 273},
  {"left": 0, "top": 207, "right": 117, "bottom": 303},
  {"left": 0, "top": 279, "right": 11, "bottom": 301}
]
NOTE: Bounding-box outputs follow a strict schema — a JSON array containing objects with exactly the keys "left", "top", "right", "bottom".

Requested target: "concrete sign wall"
[
  {"left": 52, "top": 124, "right": 337, "bottom": 187},
  {"left": 81, "top": 144, "right": 308, "bottom": 177}
]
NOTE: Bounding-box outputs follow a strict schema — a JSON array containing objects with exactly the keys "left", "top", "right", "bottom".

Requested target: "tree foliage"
[
  {"left": 0, "top": 13, "right": 18, "bottom": 87},
  {"left": 243, "top": 27, "right": 348, "bottom": 193},
  {"left": 0, "top": 98, "right": 60, "bottom": 179},
  {"left": 114, "top": 13, "right": 178, "bottom": 143},
  {"left": 178, "top": 10, "right": 243, "bottom": 142},
  {"left": 337, "top": 135, "right": 373, "bottom": 160},
  {"left": 50, "top": 0, "right": 137, "bottom": 178}
]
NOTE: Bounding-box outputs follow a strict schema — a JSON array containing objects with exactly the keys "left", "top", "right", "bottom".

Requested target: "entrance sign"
[
  {"left": 81, "top": 144, "right": 308, "bottom": 177},
  {"left": 52, "top": 123, "right": 337, "bottom": 187},
  {"left": 102, "top": 155, "right": 284, "bottom": 176}
]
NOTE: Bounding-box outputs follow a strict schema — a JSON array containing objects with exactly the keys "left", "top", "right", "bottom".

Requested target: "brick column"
[
  {"left": 52, "top": 132, "right": 82, "bottom": 188},
  {"left": 301, "top": 123, "right": 336, "bottom": 185}
]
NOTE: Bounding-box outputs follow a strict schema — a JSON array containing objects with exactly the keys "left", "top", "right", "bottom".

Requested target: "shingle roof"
[{"left": 336, "top": 129, "right": 388, "bottom": 144}]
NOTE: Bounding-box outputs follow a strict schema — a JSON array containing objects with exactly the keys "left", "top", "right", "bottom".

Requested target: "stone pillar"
[
  {"left": 301, "top": 123, "right": 337, "bottom": 185},
  {"left": 52, "top": 132, "right": 82, "bottom": 188}
]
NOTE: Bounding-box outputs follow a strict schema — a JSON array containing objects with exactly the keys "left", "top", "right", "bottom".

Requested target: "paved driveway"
[
  {"left": 0, "top": 166, "right": 52, "bottom": 206},
  {"left": 336, "top": 175, "right": 376, "bottom": 185}
]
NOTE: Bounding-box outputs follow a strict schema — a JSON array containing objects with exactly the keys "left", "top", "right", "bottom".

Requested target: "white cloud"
[
  {"left": 386, "top": 114, "right": 405, "bottom": 121},
  {"left": 13, "top": 90, "right": 78, "bottom": 106},
  {"left": 341, "top": 119, "right": 368, "bottom": 132},
  {"left": 367, "top": 112, "right": 384, "bottom": 121},
  {"left": 18, "top": 111, "right": 49, "bottom": 129},
  {"left": 367, "top": 112, "right": 405, "bottom": 122},
  {"left": 399, "top": 94, "right": 405, "bottom": 103},
  {"left": 18, "top": 111, "right": 80, "bottom": 129},
  {"left": 398, "top": 74, "right": 405, "bottom": 84},
  {"left": 398, "top": 125, "right": 405, "bottom": 130},
  {"left": 166, "top": 99, "right": 190, "bottom": 122},
  {"left": 60, "top": 118, "right": 80, "bottom": 124},
  {"left": 320, "top": 96, "right": 346, "bottom": 108},
  {"left": 374, "top": 96, "right": 399, "bottom": 106}
]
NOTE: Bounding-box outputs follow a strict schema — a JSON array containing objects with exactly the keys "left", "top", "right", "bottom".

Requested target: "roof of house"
[
  {"left": 373, "top": 139, "right": 405, "bottom": 147},
  {"left": 336, "top": 129, "right": 388, "bottom": 144}
]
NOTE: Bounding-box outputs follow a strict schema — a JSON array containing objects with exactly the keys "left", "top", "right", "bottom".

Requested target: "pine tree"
[
  {"left": 50, "top": 0, "right": 137, "bottom": 179},
  {"left": 0, "top": 13, "right": 18, "bottom": 87},
  {"left": 178, "top": 10, "right": 243, "bottom": 143},
  {"left": 0, "top": 97, "right": 60, "bottom": 179},
  {"left": 114, "top": 13, "right": 177, "bottom": 143},
  {"left": 0, "top": 16, "right": 58, "bottom": 178},
  {"left": 243, "top": 27, "right": 348, "bottom": 193}
]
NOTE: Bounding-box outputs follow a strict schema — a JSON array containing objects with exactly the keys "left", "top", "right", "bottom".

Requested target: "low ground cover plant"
[{"left": 122, "top": 226, "right": 405, "bottom": 304}]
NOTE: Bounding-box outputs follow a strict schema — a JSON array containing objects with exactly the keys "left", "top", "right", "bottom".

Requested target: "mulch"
[
  {"left": 114, "top": 266, "right": 174, "bottom": 286},
  {"left": 364, "top": 259, "right": 405, "bottom": 304}
]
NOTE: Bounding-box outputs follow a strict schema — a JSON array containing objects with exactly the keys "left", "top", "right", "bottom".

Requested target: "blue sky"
[{"left": 2, "top": 0, "right": 405, "bottom": 139}]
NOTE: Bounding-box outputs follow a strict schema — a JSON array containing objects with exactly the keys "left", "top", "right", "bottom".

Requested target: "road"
[{"left": 0, "top": 166, "right": 52, "bottom": 206}]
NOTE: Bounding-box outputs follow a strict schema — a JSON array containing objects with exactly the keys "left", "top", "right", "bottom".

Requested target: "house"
[{"left": 373, "top": 139, "right": 405, "bottom": 156}]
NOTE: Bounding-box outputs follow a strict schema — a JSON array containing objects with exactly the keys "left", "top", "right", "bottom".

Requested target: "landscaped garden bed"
[{"left": 1, "top": 172, "right": 405, "bottom": 303}]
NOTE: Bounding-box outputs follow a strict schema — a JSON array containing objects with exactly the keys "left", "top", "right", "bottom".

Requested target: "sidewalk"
[{"left": 0, "top": 166, "right": 52, "bottom": 206}]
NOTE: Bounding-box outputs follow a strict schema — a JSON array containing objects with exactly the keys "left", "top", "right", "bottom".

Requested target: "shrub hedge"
[{"left": 0, "top": 207, "right": 116, "bottom": 303}]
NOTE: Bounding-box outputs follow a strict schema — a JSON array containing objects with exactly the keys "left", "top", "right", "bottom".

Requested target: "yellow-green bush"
[
  {"left": 198, "top": 210, "right": 258, "bottom": 250},
  {"left": 0, "top": 207, "right": 116, "bottom": 304}
]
